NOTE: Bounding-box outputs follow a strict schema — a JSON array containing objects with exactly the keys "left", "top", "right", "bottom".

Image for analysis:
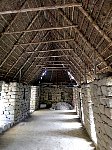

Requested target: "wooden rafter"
[
  {"left": 4, "top": 11, "right": 44, "bottom": 78},
  {"left": 52, "top": 40, "right": 85, "bottom": 78},
  {"left": 25, "top": 67, "right": 42, "bottom": 84},
  {"left": 36, "top": 64, "right": 70, "bottom": 66},
  {"left": 26, "top": 48, "right": 73, "bottom": 53},
  {"left": 42, "top": 67, "right": 68, "bottom": 69},
  {"left": 47, "top": 10, "right": 94, "bottom": 75},
  {"left": 15, "top": 38, "right": 75, "bottom": 46},
  {"left": 53, "top": 39, "right": 85, "bottom": 76},
  {"left": 12, "top": 32, "right": 50, "bottom": 79},
  {"left": 0, "top": 11, "right": 42, "bottom": 68},
  {"left": 3, "top": 25, "right": 77, "bottom": 34},
  {"left": 44, "top": 61, "right": 67, "bottom": 63},
  {"left": 0, "top": 1, "right": 27, "bottom": 35},
  {"left": 58, "top": 9, "right": 112, "bottom": 71},
  {"left": 35, "top": 55, "right": 70, "bottom": 58},
  {"left": 0, "top": 3, "right": 81, "bottom": 15},
  {"left": 78, "top": 6, "right": 112, "bottom": 44}
]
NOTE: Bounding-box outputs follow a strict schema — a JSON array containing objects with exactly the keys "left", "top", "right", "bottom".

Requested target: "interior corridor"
[{"left": 0, "top": 110, "right": 95, "bottom": 150}]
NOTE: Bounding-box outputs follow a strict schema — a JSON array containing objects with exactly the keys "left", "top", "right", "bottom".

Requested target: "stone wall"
[
  {"left": 30, "top": 86, "right": 40, "bottom": 113},
  {"left": 40, "top": 85, "right": 73, "bottom": 108},
  {"left": 74, "top": 76, "right": 112, "bottom": 149},
  {"left": 81, "top": 84, "right": 97, "bottom": 145},
  {"left": 90, "top": 76, "right": 112, "bottom": 150},
  {"left": 0, "top": 81, "right": 31, "bottom": 133},
  {"left": 73, "top": 87, "right": 81, "bottom": 117}
]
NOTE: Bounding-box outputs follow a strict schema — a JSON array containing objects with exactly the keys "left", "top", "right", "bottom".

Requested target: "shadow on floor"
[
  {"left": 35, "top": 128, "right": 95, "bottom": 149},
  {"left": 56, "top": 111, "right": 77, "bottom": 115},
  {"left": 58, "top": 118, "right": 80, "bottom": 122}
]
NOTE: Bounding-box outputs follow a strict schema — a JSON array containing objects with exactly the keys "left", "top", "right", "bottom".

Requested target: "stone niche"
[{"left": 40, "top": 85, "right": 73, "bottom": 108}]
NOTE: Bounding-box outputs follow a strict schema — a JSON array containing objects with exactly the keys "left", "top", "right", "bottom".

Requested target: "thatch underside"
[{"left": 0, "top": 0, "right": 112, "bottom": 85}]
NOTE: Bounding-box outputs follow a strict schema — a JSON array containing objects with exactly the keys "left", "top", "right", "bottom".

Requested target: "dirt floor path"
[{"left": 0, "top": 110, "right": 95, "bottom": 150}]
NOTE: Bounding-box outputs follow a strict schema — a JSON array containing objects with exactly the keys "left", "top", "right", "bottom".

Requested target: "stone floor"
[{"left": 0, "top": 110, "right": 95, "bottom": 150}]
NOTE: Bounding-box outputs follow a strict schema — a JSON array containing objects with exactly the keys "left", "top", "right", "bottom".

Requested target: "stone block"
[
  {"left": 99, "top": 104, "right": 105, "bottom": 114},
  {"left": 107, "top": 87, "right": 112, "bottom": 97},
  {"left": 105, "top": 107, "right": 112, "bottom": 119},
  {"left": 96, "top": 87, "right": 103, "bottom": 96},
  {"left": 99, "top": 97, "right": 107, "bottom": 106},
  {"left": 104, "top": 124, "right": 112, "bottom": 139},
  {"left": 1, "top": 124, "right": 8, "bottom": 131},
  {"left": 106, "top": 98, "right": 112, "bottom": 108},
  {"left": 106, "top": 77, "right": 112, "bottom": 86},
  {"left": 101, "top": 86, "right": 107, "bottom": 96},
  {"left": 101, "top": 114, "right": 112, "bottom": 127}
]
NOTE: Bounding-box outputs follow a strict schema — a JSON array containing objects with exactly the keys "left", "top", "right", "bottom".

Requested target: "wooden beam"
[
  {"left": 26, "top": 49, "right": 73, "bottom": 53},
  {"left": 0, "top": 3, "right": 82, "bottom": 15},
  {"left": 36, "top": 64, "right": 70, "bottom": 66},
  {"left": 0, "top": 11, "right": 41, "bottom": 68},
  {"left": 78, "top": 6, "right": 112, "bottom": 43},
  {"left": 44, "top": 61, "right": 67, "bottom": 63},
  {"left": 0, "top": 46, "right": 17, "bottom": 68},
  {"left": 15, "top": 38, "right": 75, "bottom": 46},
  {"left": 42, "top": 67, "right": 68, "bottom": 69},
  {"left": 24, "top": 67, "right": 42, "bottom": 83},
  {"left": 1, "top": 1, "right": 27, "bottom": 34},
  {"left": 4, "top": 25, "right": 77, "bottom": 34},
  {"left": 35, "top": 55, "right": 70, "bottom": 58},
  {"left": 42, "top": 68, "right": 69, "bottom": 70},
  {"left": 13, "top": 32, "right": 49, "bottom": 79},
  {"left": 4, "top": 12, "right": 44, "bottom": 78},
  {"left": 58, "top": 9, "right": 111, "bottom": 70},
  {"left": 47, "top": 10, "right": 94, "bottom": 77}
]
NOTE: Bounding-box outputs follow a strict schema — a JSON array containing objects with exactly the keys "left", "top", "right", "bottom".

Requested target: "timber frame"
[{"left": 0, "top": 0, "right": 112, "bottom": 85}]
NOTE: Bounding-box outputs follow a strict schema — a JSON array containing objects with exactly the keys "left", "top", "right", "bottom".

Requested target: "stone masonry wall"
[
  {"left": 30, "top": 86, "right": 40, "bottom": 113},
  {"left": 14, "top": 83, "right": 31, "bottom": 123},
  {"left": 90, "top": 76, "right": 112, "bottom": 150},
  {"left": 81, "top": 84, "right": 97, "bottom": 145},
  {"left": 0, "top": 81, "right": 31, "bottom": 133},
  {"left": 73, "top": 87, "right": 81, "bottom": 117},
  {"left": 40, "top": 85, "right": 73, "bottom": 107}
]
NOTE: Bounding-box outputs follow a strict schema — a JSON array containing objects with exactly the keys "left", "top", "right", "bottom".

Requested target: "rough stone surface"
[
  {"left": 90, "top": 77, "right": 112, "bottom": 150},
  {"left": 30, "top": 86, "right": 40, "bottom": 113},
  {"left": 0, "top": 82, "right": 31, "bottom": 129},
  {"left": 81, "top": 84, "right": 97, "bottom": 145},
  {"left": 40, "top": 85, "right": 73, "bottom": 108}
]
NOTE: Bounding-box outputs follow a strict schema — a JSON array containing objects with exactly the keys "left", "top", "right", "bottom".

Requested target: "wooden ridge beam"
[
  {"left": 0, "top": 3, "right": 81, "bottom": 15},
  {"left": 15, "top": 38, "right": 75, "bottom": 46},
  {"left": 4, "top": 25, "right": 77, "bottom": 34}
]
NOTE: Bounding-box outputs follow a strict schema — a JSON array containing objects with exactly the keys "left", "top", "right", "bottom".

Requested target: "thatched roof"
[{"left": 0, "top": 0, "right": 112, "bottom": 85}]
